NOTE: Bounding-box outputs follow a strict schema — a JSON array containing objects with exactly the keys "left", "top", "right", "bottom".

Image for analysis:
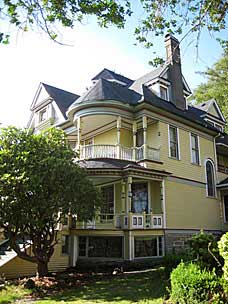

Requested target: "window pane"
[
  {"left": 132, "top": 183, "right": 148, "bottom": 213},
  {"left": 206, "top": 161, "right": 215, "bottom": 197},
  {"left": 224, "top": 195, "right": 228, "bottom": 222},
  {"left": 88, "top": 237, "right": 122, "bottom": 258},
  {"left": 101, "top": 185, "right": 114, "bottom": 218},
  {"left": 79, "top": 236, "right": 86, "bottom": 257},
  {"left": 134, "top": 237, "right": 158, "bottom": 257},
  {"left": 62, "top": 235, "right": 69, "bottom": 255},
  {"left": 169, "top": 126, "right": 179, "bottom": 159},
  {"left": 191, "top": 134, "right": 199, "bottom": 164},
  {"left": 160, "top": 87, "right": 168, "bottom": 100}
]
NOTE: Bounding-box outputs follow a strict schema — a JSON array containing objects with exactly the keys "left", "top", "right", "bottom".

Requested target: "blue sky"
[{"left": 0, "top": 12, "right": 227, "bottom": 127}]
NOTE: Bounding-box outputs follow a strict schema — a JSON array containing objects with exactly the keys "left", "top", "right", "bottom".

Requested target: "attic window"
[
  {"left": 39, "top": 108, "right": 47, "bottom": 122},
  {"left": 160, "top": 86, "right": 168, "bottom": 100}
]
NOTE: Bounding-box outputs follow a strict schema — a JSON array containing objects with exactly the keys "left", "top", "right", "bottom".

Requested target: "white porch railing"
[
  {"left": 72, "top": 213, "right": 163, "bottom": 230},
  {"left": 79, "top": 144, "right": 160, "bottom": 162}
]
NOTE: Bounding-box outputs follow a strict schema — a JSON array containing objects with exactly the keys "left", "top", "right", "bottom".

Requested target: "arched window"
[{"left": 206, "top": 160, "right": 215, "bottom": 197}]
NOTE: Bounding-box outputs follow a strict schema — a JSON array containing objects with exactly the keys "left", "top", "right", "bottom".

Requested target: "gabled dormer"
[
  {"left": 130, "top": 35, "right": 191, "bottom": 109},
  {"left": 195, "top": 99, "right": 226, "bottom": 131},
  {"left": 28, "top": 83, "right": 79, "bottom": 132}
]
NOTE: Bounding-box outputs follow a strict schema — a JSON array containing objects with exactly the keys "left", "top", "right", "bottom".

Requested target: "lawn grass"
[
  {"left": 35, "top": 268, "right": 169, "bottom": 304},
  {"left": 0, "top": 285, "right": 31, "bottom": 304}
]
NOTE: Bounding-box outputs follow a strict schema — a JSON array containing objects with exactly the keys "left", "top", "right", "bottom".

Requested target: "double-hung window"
[
  {"left": 160, "top": 86, "right": 168, "bottom": 100},
  {"left": 191, "top": 133, "right": 200, "bottom": 165},
  {"left": 100, "top": 185, "right": 114, "bottom": 221},
  {"left": 169, "top": 126, "right": 179, "bottom": 159}
]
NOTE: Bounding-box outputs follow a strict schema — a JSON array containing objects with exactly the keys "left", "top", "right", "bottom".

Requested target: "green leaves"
[
  {"left": 0, "top": 127, "right": 100, "bottom": 273},
  {"left": 193, "top": 50, "right": 228, "bottom": 131}
]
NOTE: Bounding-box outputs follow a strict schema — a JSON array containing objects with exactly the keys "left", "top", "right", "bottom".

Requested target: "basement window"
[{"left": 134, "top": 236, "right": 163, "bottom": 258}]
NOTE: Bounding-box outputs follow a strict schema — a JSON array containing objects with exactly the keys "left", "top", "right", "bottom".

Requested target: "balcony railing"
[
  {"left": 79, "top": 144, "right": 160, "bottom": 162},
  {"left": 72, "top": 213, "right": 163, "bottom": 230}
]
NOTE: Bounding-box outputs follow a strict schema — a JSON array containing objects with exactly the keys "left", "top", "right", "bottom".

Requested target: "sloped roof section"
[
  {"left": 130, "top": 65, "right": 168, "bottom": 94},
  {"left": 216, "top": 135, "right": 228, "bottom": 146},
  {"left": 142, "top": 86, "right": 217, "bottom": 129},
  {"left": 42, "top": 83, "right": 79, "bottom": 118},
  {"left": 194, "top": 99, "right": 226, "bottom": 122},
  {"left": 70, "top": 78, "right": 142, "bottom": 106},
  {"left": 92, "top": 68, "right": 134, "bottom": 87}
]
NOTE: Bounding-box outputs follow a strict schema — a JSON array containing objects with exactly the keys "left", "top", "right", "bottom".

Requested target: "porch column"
[
  {"left": 132, "top": 121, "right": 137, "bottom": 161},
  {"left": 121, "top": 180, "right": 126, "bottom": 213},
  {"left": 77, "top": 117, "right": 81, "bottom": 156},
  {"left": 116, "top": 116, "right": 121, "bottom": 159},
  {"left": 143, "top": 116, "right": 147, "bottom": 159},
  {"left": 127, "top": 176, "right": 132, "bottom": 213},
  {"left": 161, "top": 179, "right": 166, "bottom": 228}
]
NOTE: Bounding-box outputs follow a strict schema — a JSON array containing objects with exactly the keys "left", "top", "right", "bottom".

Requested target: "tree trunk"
[{"left": 37, "top": 260, "right": 49, "bottom": 277}]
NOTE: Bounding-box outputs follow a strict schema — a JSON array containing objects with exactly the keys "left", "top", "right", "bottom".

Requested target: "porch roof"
[
  {"left": 78, "top": 158, "right": 171, "bottom": 178},
  {"left": 217, "top": 177, "right": 228, "bottom": 189}
]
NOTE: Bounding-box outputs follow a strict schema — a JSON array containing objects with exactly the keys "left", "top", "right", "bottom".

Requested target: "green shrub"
[
  {"left": 218, "top": 233, "right": 228, "bottom": 280},
  {"left": 163, "top": 252, "right": 192, "bottom": 275},
  {"left": 170, "top": 262, "right": 223, "bottom": 304},
  {"left": 188, "top": 231, "right": 222, "bottom": 271}
]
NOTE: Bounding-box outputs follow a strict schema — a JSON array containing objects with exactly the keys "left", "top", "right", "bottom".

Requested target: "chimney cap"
[{"left": 164, "top": 33, "right": 179, "bottom": 44}]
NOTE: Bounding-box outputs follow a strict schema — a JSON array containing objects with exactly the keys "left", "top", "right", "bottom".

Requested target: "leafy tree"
[
  {"left": 0, "top": 127, "right": 100, "bottom": 276},
  {"left": 1, "top": 1, "right": 227, "bottom": 64},
  {"left": 192, "top": 50, "right": 228, "bottom": 131}
]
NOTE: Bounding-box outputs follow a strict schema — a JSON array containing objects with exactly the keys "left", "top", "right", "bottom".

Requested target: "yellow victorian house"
[{"left": 1, "top": 34, "right": 228, "bottom": 278}]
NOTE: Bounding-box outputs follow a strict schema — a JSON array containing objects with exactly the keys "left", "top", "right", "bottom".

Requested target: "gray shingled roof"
[
  {"left": 194, "top": 99, "right": 214, "bottom": 112},
  {"left": 42, "top": 83, "right": 79, "bottom": 118},
  {"left": 69, "top": 78, "right": 142, "bottom": 107},
  {"left": 78, "top": 159, "right": 141, "bottom": 170},
  {"left": 92, "top": 68, "right": 134, "bottom": 87},
  {"left": 130, "top": 65, "right": 167, "bottom": 94},
  {"left": 216, "top": 135, "right": 228, "bottom": 146},
  {"left": 217, "top": 177, "right": 228, "bottom": 187}
]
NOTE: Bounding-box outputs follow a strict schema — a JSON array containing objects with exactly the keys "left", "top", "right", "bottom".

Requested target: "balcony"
[
  {"left": 79, "top": 144, "right": 160, "bottom": 162},
  {"left": 74, "top": 213, "right": 163, "bottom": 230}
]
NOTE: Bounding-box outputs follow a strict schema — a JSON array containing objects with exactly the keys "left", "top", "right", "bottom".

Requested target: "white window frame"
[
  {"left": 205, "top": 159, "right": 216, "bottom": 198},
  {"left": 39, "top": 107, "right": 48, "bottom": 123},
  {"left": 190, "top": 133, "right": 201, "bottom": 165},
  {"left": 134, "top": 236, "right": 164, "bottom": 259},
  {"left": 160, "top": 85, "right": 169, "bottom": 101},
  {"left": 100, "top": 184, "right": 115, "bottom": 218},
  {"left": 168, "top": 125, "right": 180, "bottom": 160}
]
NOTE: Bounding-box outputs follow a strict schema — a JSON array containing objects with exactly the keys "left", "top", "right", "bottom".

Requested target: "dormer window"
[
  {"left": 160, "top": 86, "right": 168, "bottom": 100},
  {"left": 39, "top": 108, "right": 47, "bottom": 122}
]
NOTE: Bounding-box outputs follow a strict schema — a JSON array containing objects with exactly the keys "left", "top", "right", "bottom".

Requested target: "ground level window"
[
  {"left": 224, "top": 195, "right": 228, "bottom": 222},
  {"left": 62, "top": 235, "right": 70, "bottom": 255},
  {"left": 134, "top": 236, "right": 163, "bottom": 258},
  {"left": 78, "top": 236, "right": 123, "bottom": 258}
]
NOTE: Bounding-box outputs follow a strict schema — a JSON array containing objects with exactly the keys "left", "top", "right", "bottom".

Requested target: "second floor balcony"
[{"left": 79, "top": 144, "right": 160, "bottom": 162}]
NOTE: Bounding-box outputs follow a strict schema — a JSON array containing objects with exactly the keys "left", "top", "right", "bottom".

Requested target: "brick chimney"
[{"left": 164, "top": 34, "right": 186, "bottom": 111}]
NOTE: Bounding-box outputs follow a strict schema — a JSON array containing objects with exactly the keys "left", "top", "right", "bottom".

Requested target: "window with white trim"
[
  {"left": 134, "top": 236, "right": 163, "bottom": 258},
  {"left": 100, "top": 185, "right": 114, "bottom": 220},
  {"left": 39, "top": 108, "right": 47, "bottom": 122},
  {"left": 191, "top": 133, "right": 200, "bottom": 165},
  {"left": 206, "top": 160, "right": 216, "bottom": 197},
  {"left": 169, "top": 126, "right": 179, "bottom": 159},
  {"left": 160, "top": 86, "right": 168, "bottom": 100}
]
